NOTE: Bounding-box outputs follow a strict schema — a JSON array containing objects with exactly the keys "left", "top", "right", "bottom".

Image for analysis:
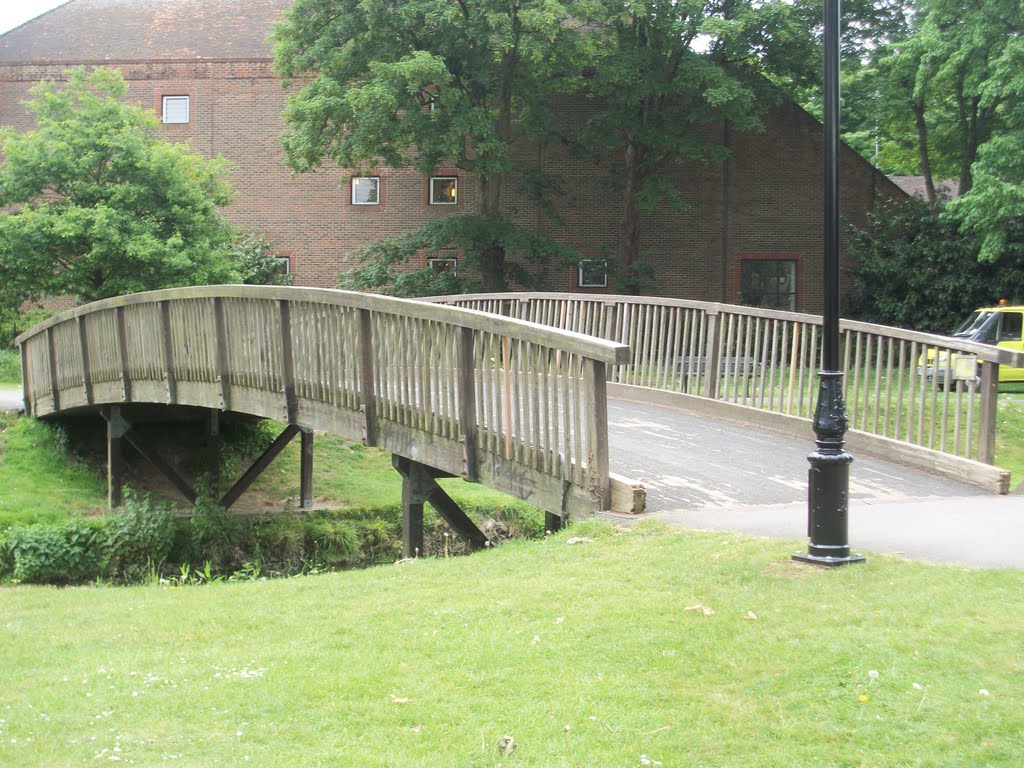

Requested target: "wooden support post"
[
  {"left": 704, "top": 312, "right": 721, "bottom": 400},
  {"left": 20, "top": 341, "right": 31, "bottom": 417},
  {"left": 77, "top": 316, "right": 94, "bottom": 406},
  {"left": 115, "top": 306, "right": 132, "bottom": 402},
  {"left": 207, "top": 409, "right": 221, "bottom": 492},
  {"left": 393, "top": 455, "right": 490, "bottom": 558},
  {"left": 105, "top": 406, "right": 128, "bottom": 509},
  {"left": 300, "top": 427, "right": 314, "bottom": 509},
  {"left": 46, "top": 326, "right": 61, "bottom": 413},
  {"left": 219, "top": 424, "right": 300, "bottom": 510},
  {"left": 160, "top": 300, "right": 177, "bottom": 404},
  {"left": 978, "top": 360, "right": 999, "bottom": 465},
  {"left": 358, "top": 308, "right": 378, "bottom": 446},
  {"left": 545, "top": 511, "right": 563, "bottom": 534},
  {"left": 457, "top": 327, "right": 479, "bottom": 482},
  {"left": 585, "top": 359, "right": 611, "bottom": 511},
  {"left": 395, "top": 455, "right": 428, "bottom": 558},
  {"left": 213, "top": 297, "right": 232, "bottom": 411},
  {"left": 280, "top": 300, "right": 298, "bottom": 423}
]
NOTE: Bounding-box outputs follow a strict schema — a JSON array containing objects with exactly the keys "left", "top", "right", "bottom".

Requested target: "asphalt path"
[
  {"left": 606, "top": 397, "right": 1024, "bottom": 568},
  {"left": 0, "top": 388, "right": 22, "bottom": 412}
]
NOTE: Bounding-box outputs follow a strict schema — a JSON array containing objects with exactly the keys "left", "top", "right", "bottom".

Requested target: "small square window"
[
  {"left": 428, "top": 256, "right": 457, "bottom": 274},
  {"left": 430, "top": 176, "right": 458, "bottom": 205},
  {"left": 351, "top": 176, "right": 380, "bottom": 205},
  {"left": 578, "top": 259, "right": 607, "bottom": 288},
  {"left": 274, "top": 257, "right": 290, "bottom": 276},
  {"left": 741, "top": 259, "right": 796, "bottom": 311},
  {"left": 162, "top": 95, "right": 190, "bottom": 124}
]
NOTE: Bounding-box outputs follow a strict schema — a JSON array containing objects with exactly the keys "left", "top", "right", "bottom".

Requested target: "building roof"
[
  {"left": 0, "top": 0, "right": 290, "bottom": 63},
  {"left": 888, "top": 176, "right": 959, "bottom": 200}
]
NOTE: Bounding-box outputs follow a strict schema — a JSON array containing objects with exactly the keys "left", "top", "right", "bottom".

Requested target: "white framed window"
[
  {"left": 578, "top": 259, "right": 607, "bottom": 288},
  {"left": 428, "top": 256, "right": 458, "bottom": 274},
  {"left": 351, "top": 176, "right": 380, "bottom": 205},
  {"left": 430, "top": 176, "right": 458, "bottom": 205},
  {"left": 274, "top": 257, "right": 291, "bottom": 276},
  {"left": 162, "top": 95, "right": 190, "bottom": 124}
]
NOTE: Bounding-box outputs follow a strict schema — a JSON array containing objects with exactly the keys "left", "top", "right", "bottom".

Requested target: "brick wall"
[{"left": 0, "top": 60, "right": 903, "bottom": 313}]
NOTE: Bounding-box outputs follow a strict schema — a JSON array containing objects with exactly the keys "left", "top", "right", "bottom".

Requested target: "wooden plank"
[
  {"left": 978, "top": 361, "right": 999, "bottom": 465},
  {"left": 115, "top": 306, "right": 132, "bottom": 402},
  {"left": 358, "top": 308, "right": 378, "bottom": 446},
  {"left": 160, "top": 300, "right": 177, "bottom": 404},
  {"left": 77, "top": 316, "right": 94, "bottom": 406},
  {"left": 279, "top": 300, "right": 298, "bottom": 424},
  {"left": 46, "top": 326, "right": 61, "bottom": 413},
  {"left": 219, "top": 424, "right": 300, "bottom": 510},
  {"left": 457, "top": 327, "right": 479, "bottom": 481},
  {"left": 213, "top": 297, "right": 232, "bottom": 411},
  {"left": 587, "top": 359, "right": 610, "bottom": 510}
]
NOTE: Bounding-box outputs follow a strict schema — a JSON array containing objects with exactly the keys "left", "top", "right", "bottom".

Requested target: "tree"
[
  {"left": 274, "top": 0, "right": 591, "bottom": 292},
  {"left": 844, "top": 196, "right": 1024, "bottom": 333},
  {"left": 0, "top": 68, "right": 238, "bottom": 306},
  {"left": 580, "top": 0, "right": 816, "bottom": 290}
]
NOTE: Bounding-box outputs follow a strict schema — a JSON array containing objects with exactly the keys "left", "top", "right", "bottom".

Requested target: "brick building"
[{"left": 0, "top": 0, "right": 902, "bottom": 312}]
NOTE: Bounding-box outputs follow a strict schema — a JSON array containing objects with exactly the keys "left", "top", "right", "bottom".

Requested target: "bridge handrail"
[
  {"left": 426, "top": 292, "right": 1024, "bottom": 368},
  {"left": 427, "top": 292, "right": 1023, "bottom": 467},
  {"left": 17, "top": 286, "right": 630, "bottom": 518}
]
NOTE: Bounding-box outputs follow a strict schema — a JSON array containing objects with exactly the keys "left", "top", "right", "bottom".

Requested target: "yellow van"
[
  {"left": 920, "top": 304, "right": 1024, "bottom": 384},
  {"left": 951, "top": 304, "right": 1024, "bottom": 382}
]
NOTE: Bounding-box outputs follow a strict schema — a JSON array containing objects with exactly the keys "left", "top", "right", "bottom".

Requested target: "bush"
[
  {"left": 7, "top": 518, "right": 106, "bottom": 584},
  {"left": 0, "top": 348, "right": 19, "bottom": 384},
  {"left": 105, "top": 493, "right": 176, "bottom": 581}
]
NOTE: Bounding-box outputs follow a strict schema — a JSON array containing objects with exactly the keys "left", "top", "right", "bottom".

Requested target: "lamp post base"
[{"left": 792, "top": 550, "right": 865, "bottom": 567}]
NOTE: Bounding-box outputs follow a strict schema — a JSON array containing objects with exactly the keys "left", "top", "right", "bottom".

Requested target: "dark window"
[
  {"left": 428, "top": 256, "right": 457, "bottom": 274},
  {"left": 999, "top": 312, "right": 1023, "bottom": 341},
  {"left": 578, "top": 259, "right": 607, "bottom": 288},
  {"left": 741, "top": 260, "right": 796, "bottom": 310},
  {"left": 430, "top": 177, "right": 458, "bottom": 205}
]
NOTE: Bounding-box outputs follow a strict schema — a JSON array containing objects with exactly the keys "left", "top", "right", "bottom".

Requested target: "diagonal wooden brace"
[{"left": 392, "top": 455, "right": 489, "bottom": 558}]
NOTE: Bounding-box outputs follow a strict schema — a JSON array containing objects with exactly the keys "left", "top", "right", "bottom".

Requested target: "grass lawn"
[{"left": 1, "top": 522, "right": 1021, "bottom": 767}]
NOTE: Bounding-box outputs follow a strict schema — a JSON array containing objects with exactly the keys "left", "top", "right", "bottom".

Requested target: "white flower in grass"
[
  {"left": 912, "top": 682, "right": 923, "bottom": 690},
  {"left": 868, "top": 669, "right": 879, "bottom": 680},
  {"left": 979, "top": 689, "right": 990, "bottom": 696}
]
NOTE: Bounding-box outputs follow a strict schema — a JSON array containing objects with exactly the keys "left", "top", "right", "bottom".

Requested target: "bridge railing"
[
  {"left": 428, "top": 293, "right": 1024, "bottom": 470},
  {"left": 17, "top": 286, "right": 630, "bottom": 519}
]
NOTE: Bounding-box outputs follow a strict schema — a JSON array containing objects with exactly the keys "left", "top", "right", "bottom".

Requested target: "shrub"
[
  {"left": 0, "top": 349, "right": 20, "bottom": 383},
  {"left": 105, "top": 493, "right": 176, "bottom": 581},
  {"left": 7, "top": 519, "right": 106, "bottom": 584},
  {"left": 845, "top": 196, "right": 1024, "bottom": 333}
]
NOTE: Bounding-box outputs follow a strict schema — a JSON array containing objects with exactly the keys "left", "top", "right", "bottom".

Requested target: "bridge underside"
[{"left": 52, "top": 399, "right": 575, "bottom": 557}]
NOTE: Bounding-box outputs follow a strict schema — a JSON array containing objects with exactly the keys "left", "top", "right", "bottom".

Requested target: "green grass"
[
  {"left": 0, "top": 414, "right": 543, "bottom": 539},
  {"left": 0, "top": 348, "right": 20, "bottom": 387},
  {"left": 0, "top": 522, "right": 1020, "bottom": 767},
  {"left": 0, "top": 415, "right": 107, "bottom": 527}
]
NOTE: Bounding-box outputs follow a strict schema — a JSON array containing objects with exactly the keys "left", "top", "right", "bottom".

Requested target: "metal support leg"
[{"left": 106, "top": 406, "right": 128, "bottom": 509}]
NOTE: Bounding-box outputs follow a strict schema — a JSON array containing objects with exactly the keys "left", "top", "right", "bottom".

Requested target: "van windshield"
[{"left": 952, "top": 310, "right": 992, "bottom": 337}]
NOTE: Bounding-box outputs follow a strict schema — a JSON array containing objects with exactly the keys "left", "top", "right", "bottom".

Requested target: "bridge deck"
[{"left": 607, "top": 397, "right": 984, "bottom": 511}]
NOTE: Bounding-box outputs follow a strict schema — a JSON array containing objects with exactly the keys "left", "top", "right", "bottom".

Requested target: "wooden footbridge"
[
  {"left": 17, "top": 287, "right": 1024, "bottom": 556},
  {"left": 16, "top": 286, "right": 636, "bottom": 556}
]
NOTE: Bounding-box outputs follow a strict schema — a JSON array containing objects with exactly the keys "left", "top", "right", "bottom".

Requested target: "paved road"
[
  {"left": 0, "top": 388, "right": 22, "bottom": 412},
  {"left": 606, "top": 398, "right": 1024, "bottom": 568}
]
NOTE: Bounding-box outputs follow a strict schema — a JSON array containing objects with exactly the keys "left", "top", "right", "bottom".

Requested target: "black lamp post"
[{"left": 793, "top": 0, "right": 864, "bottom": 566}]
